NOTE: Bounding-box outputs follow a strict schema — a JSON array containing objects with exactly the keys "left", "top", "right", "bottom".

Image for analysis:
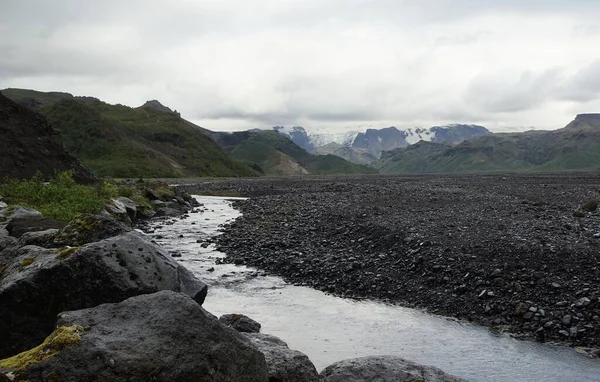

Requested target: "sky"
[{"left": 2, "top": 0, "right": 600, "bottom": 133}]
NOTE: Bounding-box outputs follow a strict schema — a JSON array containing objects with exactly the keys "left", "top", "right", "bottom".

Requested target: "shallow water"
[{"left": 148, "top": 196, "right": 600, "bottom": 382}]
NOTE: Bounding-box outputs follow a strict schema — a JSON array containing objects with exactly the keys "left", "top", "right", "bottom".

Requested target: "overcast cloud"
[{"left": 2, "top": 0, "right": 600, "bottom": 132}]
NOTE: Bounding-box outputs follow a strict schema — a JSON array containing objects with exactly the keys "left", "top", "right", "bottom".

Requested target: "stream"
[{"left": 148, "top": 196, "right": 600, "bottom": 382}]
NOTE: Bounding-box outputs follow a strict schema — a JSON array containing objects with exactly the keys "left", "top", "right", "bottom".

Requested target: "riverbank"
[{"left": 189, "top": 174, "right": 600, "bottom": 351}]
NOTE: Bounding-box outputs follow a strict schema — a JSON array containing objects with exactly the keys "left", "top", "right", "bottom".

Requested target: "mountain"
[
  {"left": 376, "top": 118, "right": 600, "bottom": 174},
  {"left": 272, "top": 126, "right": 315, "bottom": 153},
  {"left": 0, "top": 92, "right": 95, "bottom": 183},
  {"left": 273, "top": 124, "right": 490, "bottom": 164},
  {"left": 3, "top": 88, "right": 258, "bottom": 178},
  {"left": 213, "top": 130, "right": 377, "bottom": 175}
]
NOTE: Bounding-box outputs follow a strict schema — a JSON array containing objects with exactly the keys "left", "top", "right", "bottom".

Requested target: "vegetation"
[
  {"left": 376, "top": 127, "right": 600, "bottom": 174},
  {"left": 0, "top": 325, "right": 84, "bottom": 371},
  {"left": 2, "top": 88, "right": 259, "bottom": 178},
  {"left": 0, "top": 171, "right": 119, "bottom": 221}
]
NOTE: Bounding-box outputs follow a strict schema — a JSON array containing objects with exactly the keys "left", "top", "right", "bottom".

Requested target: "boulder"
[
  {"left": 16, "top": 228, "right": 59, "bottom": 248},
  {"left": 0, "top": 206, "right": 43, "bottom": 223},
  {"left": 3, "top": 291, "right": 269, "bottom": 382},
  {"left": 115, "top": 197, "right": 137, "bottom": 221},
  {"left": 52, "top": 213, "right": 131, "bottom": 247},
  {"left": 6, "top": 218, "right": 66, "bottom": 238},
  {"left": 0, "top": 227, "right": 16, "bottom": 252},
  {"left": 104, "top": 200, "right": 132, "bottom": 225},
  {"left": 243, "top": 333, "right": 319, "bottom": 382},
  {"left": 219, "top": 313, "right": 262, "bottom": 333},
  {"left": 0, "top": 231, "right": 207, "bottom": 358},
  {"left": 320, "top": 356, "right": 464, "bottom": 382}
]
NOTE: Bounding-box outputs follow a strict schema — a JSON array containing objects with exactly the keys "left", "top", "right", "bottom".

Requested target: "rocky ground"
[{"left": 185, "top": 174, "right": 600, "bottom": 351}]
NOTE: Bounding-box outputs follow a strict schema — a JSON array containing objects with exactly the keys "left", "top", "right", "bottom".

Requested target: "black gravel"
[{"left": 190, "top": 174, "right": 600, "bottom": 352}]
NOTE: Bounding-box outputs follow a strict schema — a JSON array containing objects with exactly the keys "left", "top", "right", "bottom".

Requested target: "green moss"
[
  {"left": 53, "top": 246, "right": 79, "bottom": 260},
  {"left": 0, "top": 325, "right": 84, "bottom": 371},
  {"left": 20, "top": 258, "right": 34, "bottom": 268}
]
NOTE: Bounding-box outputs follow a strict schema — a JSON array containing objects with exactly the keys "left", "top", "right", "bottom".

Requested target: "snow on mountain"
[
  {"left": 403, "top": 127, "right": 435, "bottom": 145},
  {"left": 309, "top": 131, "right": 360, "bottom": 148}
]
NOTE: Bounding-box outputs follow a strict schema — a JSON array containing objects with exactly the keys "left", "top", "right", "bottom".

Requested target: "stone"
[
  {"left": 0, "top": 231, "right": 208, "bottom": 358},
  {"left": 562, "top": 315, "right": 573, "bottom": 326},
  {"left": 6, "top": 291, "right": 268, "bottom": 382},
  {"left": 116, "top": 197, "right": 138, "bottom": 221},
  {"left": 515, "top": 302, "right": 529, "bottom": 316},
  {"left": 5, "top": 218, "right": 66, "bottom": 239},
  {"left": 219, "top": 313, "right": 262, "bottom": 333},
  {"left": 52, "top": 213, "right": 131, "bottom": 247},
  {"left": 243, "top": 333, "right": 319, "bottom": 382},
  {"left": 320, "top": 356, "right": 463, "bottom": 382},
  {"left": 575, "top": 297, "right": 591, "bottom": 307},
  {"left": 581, "top": 200, "right": 598, "bottom": 212},
  {"left": 4, "top": 206, "right": 43, "bottom": 221},
  {"left": 15, "top": 228, "right": 59, "bottom": 248}
]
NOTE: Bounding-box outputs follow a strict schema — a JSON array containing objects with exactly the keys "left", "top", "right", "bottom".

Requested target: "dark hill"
[{"left": 0, "top": 92, "right": 95, "bottom": 183}]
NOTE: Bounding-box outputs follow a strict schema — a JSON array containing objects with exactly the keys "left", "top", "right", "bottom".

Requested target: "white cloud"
[{"left": 2, "top": 0, "right": 600, "bottom": 132}]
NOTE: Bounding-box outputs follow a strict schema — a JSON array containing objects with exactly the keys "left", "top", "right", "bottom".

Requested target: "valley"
[{"left": 184, "top": 174, "right": 600, "bottom": 352}]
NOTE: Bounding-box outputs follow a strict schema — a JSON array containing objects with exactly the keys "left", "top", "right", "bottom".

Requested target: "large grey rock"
[
  {"left": 115, "top": 197, "right": 137, "bottom": 221},
  {"left": 9, "top": 291, "right": 269, "bottom": 382},
  {"left": 52, "top": 213, "right": 131, "bottom": 246},
  {"left": 320, "top": 356, "right": 464, "bottom": 382},
  {"left": 243, "top": 333, "right": 319, "bottom": 382},
  {"left": 0, "top": 227, "right": 16, "bottom": 251},
  {"left": 3, "top": 206, "right": 43, "bottom": 221},
  {"left": 6, "top": 218, "right": 66, "bottom": 238},
  {"left": 16, "top": 228, "right": 59, "bottom": 248},
  {"left": 219, "top": 313, "right": 262, "bottom": 333},
  {"left": 0, "top": 231, "right": 208, "bottom": 358}
]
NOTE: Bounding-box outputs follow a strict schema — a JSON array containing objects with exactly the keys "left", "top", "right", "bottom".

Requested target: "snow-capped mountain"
[{"left": 273, "top": 124, "right": 490, "bottom": 163}]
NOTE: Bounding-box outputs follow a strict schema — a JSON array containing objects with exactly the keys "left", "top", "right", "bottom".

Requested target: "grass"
[
  {"left": 0, "top": 171, "right": 118, "bottom": 221},
  {"left": 0, "top": 171, "right": 188, "bottom": 222}
]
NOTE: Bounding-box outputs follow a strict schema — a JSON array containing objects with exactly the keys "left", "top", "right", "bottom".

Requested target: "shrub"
[{"left": 0, "top": 171, "right": 119, "bottom": 221}]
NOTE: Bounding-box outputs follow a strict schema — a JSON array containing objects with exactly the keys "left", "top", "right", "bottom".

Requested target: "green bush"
[{"left": 0, "top": 171, "right": 119, "bottom": 221}]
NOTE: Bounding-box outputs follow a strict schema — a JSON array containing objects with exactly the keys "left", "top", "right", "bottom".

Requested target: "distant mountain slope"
[
  {"left": 3, "top": 88, "right": 258, "bottom": 178},
  {"left": 213, "top": 130, "right": 377, "bottom": 175},
  {"left": 376, "top": 117, "right": 600, "bottom": 174},
  {"left": 0, "top": 92, "right": 95, "bottom": 183},
  {"left": 274, "top": 124, "right": 490, "bottom": 164}
]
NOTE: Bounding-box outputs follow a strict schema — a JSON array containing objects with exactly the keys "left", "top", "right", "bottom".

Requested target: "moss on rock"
[
  {"left": 53, "top": 246, "right": 79, "bottom": 260},
  {"left": 0, "top": 325, "right": 84, "bottom": 372}
]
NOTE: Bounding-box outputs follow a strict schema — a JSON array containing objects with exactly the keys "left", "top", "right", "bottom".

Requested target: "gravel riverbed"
[{"left": 185, "top": 174, "right": 600, "bottom": 351}]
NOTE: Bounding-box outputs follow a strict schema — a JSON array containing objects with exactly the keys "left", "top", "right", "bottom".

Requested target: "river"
[{"left": 148, "top": 196, "right": 600, "bottom": 382}]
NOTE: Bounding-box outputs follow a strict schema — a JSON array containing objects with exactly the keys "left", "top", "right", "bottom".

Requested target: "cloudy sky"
[{"left": 2, "top": 0, "right": 600, "bottom": 133}]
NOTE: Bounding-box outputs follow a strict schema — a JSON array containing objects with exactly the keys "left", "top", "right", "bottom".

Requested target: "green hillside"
[
  {"left": 3, "top": 89, "right": 258, "bottom": 178},
  {"left": 376, "top": 125, "right": 600, "bottom": 174},
  {"left": 214, "top": 130, "right": 377, "bottom": 175}
]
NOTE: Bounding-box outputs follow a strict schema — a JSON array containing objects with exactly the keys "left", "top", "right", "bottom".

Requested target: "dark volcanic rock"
[
  {"left": 320, "top": 356, "right": 463, "bottom": 382},
  {"left": 243, "top": 333, "right": 319, "bottom": 382},
  {"left": 6, "top": 218, "right": 66, "bottom": 238},
  {"left": 8, "top": 291, "right": 268, "bottom": 382},
  {"left": 52, "top": 213, "right": 131, "bottom": 246},
  {"left": 209, "top": 175, "right": 600, "bottom": 349},
  {"left": 219, "top": 313, "right": 262, "bottom": 333},
  {"left": 0, "top": 231, "right": 207, "bottom": 358},
  {"left": 0, "top": 92, "right": 94, "bottom": 183}
]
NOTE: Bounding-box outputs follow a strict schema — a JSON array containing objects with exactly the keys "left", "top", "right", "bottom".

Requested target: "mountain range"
[
  {"left": 272, "top": 124, "right": 490, "bottom": 164},
  {"left": 376, "top": 114, "right": 600, "bottom": 174},
  {"left": 4, "top": 87, "right": 600, "bottom": 178}
]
